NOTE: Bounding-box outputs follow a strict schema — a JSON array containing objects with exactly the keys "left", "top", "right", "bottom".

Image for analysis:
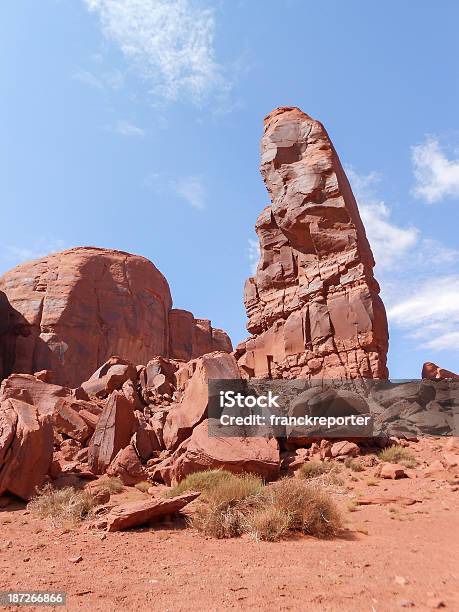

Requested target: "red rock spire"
[{"left": 238, "top": 107, "right": 389, "bottom": 380}]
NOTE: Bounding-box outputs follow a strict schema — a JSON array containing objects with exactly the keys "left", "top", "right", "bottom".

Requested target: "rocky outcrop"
[
  {"left": 0, "top": 398, "right": 53, "bottom": 500},
  {"left": 0, "top": 247, "right": 232, "bottom": 387},
  {"left": 163, "top": 352, "right": 241, "bottom": 451},
  {"left": 422, "top": 362, "right": 459, "bottom": 380},
  {"left": 237, "top": 107, "right": 388, "bottom": 380}
]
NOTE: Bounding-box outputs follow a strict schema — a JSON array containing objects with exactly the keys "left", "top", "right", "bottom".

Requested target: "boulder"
[
  {"left": 422, "top": 362, "right": 459, "bottom": 380},
  {"left": 105, "top": 491, "right": 200, "bottom": 532},
  {"left": 80, "top": 356, "right": 138, "bottom": 398},
  {"left": 0, "top": 247, "right": 231, "bottom": 388},
  {"left": 139, "top": 357, "right": 178, "bottom": 404},
  {"left": 237, "top": 107, "right": 388, "bottom": 380},
  {"left": 59, "top": 439, "right": 83, "bottom": 462},
  {"left": 163, "top": 352, "right": 241, "bottom": 451},
  {"left": 88, "top": 391, "right": 136, "bottom": 474},
  {"left": 169, "top": 419, "right": 280, "bottom": 484},
  {"left": 78, "top": 409, "right": 99, "bottom": 430},
  {"left": 52, "top": 399, "right": 92, "bottom": 443},
  {"left": 376, "top": 462, "right": 408, "bottom": 480},
  {"left": 0, "top": 399, "right": 53, "bottom": 500},
  {"left": 132, "top": 411, "right": 161, "bottom": 460},
  {"left": 106, "top": 445, "right": 147, "bottom": 486},
  {"left": 330, "top": 441, "right": 360, "bottom": 458}
]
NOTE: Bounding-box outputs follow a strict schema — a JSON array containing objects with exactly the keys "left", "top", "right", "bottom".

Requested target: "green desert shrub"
[
  {"left": 165, "top": 469, "right": 262, "bottom": 499},
  {"left": 378, "top": 445, "right": 417, "bottom": 468},
  {"left": 184, "top": 471, "right": 341, "bottom": 541}
]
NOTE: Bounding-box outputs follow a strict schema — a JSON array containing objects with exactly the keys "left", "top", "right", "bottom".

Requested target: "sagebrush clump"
[
  {"left": 28, "top": 485, "right": 95, "bottom": 528},
  {"left": 378, "top": 445, "right": 417, "bottom": 468},
  {"left": 170, "top": 470, "right": 342, "bottom": 541}
]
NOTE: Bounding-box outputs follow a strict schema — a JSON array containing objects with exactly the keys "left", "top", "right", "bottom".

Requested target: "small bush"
[
  {"left": 188, "top": 472, "right": 341, "bottom": 541},
  {"left": 28, "top": 485, "right": 95, "bottom": 527},
  {"left": 378, "top": 445, "right": 417, "bottom": 468},
  {"left": 104, "top": 477, "right": 124, "bottom": 494},
  {"left": 192, "top": 500, "right": 249, "bottom": 539},
  {"left": 267, "top": 479, "right": 342, "bottom": 538},
  {"left": 165, "top": 469, "right": 262, "bottom": 499},
  {"left": 245, "top": 506, "right": 292, "bottom": 542},
  {"left": 186, "top": 472, "right": 264, "bottom": 539},
  {"left": 297, "top": 462, "right": 334, "bottom": 479},
  {"left": 344, "top": 458, "right": 364, "bottom": 472},
  {"left": 134, "top": 481, "right": 151, "bottom": 493}
]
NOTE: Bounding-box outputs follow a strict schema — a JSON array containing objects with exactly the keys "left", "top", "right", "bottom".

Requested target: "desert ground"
[{"left": 1, "top": 437, "right": 458, "bottom": 612}]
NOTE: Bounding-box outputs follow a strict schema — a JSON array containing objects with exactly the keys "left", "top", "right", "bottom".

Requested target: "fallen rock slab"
[
  {"left": 106, "top": 491, "right": 200, "bottom": 532},
  {"left": 355, "top": 497, "right": 421, "bottom": 506}
]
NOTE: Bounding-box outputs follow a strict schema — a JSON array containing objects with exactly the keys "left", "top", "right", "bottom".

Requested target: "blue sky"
[{"left": 1, "top": 0, "right": 458, "bottom": 378}]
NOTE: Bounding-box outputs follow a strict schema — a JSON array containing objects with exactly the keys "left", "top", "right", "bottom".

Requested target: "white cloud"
[
  {"left": 347, "top": 167, "right": 458, "bottom": 356},
  {"left": 173, "top": 175, "right": 206, "bottom": 210},
  {"left": 83, "top": 0, "right": 230, "bottom": 105},
  {"left": 387, "top": 276, "right": 459, "bottom": 352},
  {"left": 0, "top": 240, "right": 67, "bottom": 275},
  {"left": 346, "top": 169, "right": 419, "bottom": 271},
  {"left": 248, "top": 238, "right": 259, "bottom": 274},
  {"left": 107, "top": 119, "right": 145, "bottom": 137},
  {"left": 359, "top": 201, "right": 419, "bottom": 271},
  {"left": 412, "top": 138, "right": 459, "bottom": 203}
]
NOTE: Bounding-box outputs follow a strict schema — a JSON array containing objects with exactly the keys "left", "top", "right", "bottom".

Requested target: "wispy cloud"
[
  {"left": 83, "top": 0, "right": 232, "bottom": 106},
  {"left": 73, "top": 67, "right": 124, "bottom": 90},
  {"left": 412, "top": 137, "right": 459, "bottom": 203},
  {"left": 347, "top": 169, "right": 419, "bottom": 271},
  {"left": 0, "top": 240, "right": 67, "bottom": 275},
  {"left": 173, "top": 175, "right": 206, "bottom": 210},
  {"left": 145, "top": 172, "right": 206, "bottom": 210},
  {"left": 348, "top": 167, "right": 458, "bottom": 355},
  {"left": 106, "top": 119, "right": 145, "bottom": 137},
  {"left": 387, "top": 276, "right": 459, "bottom": 352}
]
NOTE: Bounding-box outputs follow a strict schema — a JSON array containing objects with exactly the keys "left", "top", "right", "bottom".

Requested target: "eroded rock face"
[
  {"left": 0, "top": 247, "right": 232, "bottom": 387},
  {"left": 237, "top": 107, "right": 389, "bottom": 380},
  {"left": 163, "top": 352, "right": 241, "bottom": 452}
]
